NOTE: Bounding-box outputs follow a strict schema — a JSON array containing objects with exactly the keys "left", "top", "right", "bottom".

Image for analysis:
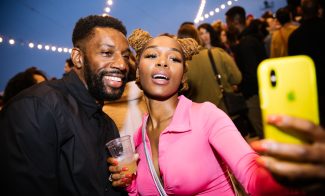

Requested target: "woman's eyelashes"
[
  {"left": 144, "top": 53, "right": 182, "bottom": 63},
  {"left": 170, "top": 57, "right": 182, "bottom": 63},
  {"left": 144, "top": 53, "right": 157, "bottom": 59}
]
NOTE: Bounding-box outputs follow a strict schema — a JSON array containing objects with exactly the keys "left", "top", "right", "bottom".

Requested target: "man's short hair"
[
  {"left": 225, "top": 6, "right": 246, "bottom": 25},
  {"left": 276, "top": 7, "right": 291, "bottom": 25},
  {"left": 72, "top": 15, "right": 127, "bottom": 48}
]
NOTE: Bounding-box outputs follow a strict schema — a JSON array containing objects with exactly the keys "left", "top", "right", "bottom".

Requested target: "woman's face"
[
  {"left": 138, "top": 36, "right": 184, "bottom": 99},
  {"left": 220, "top": 30, "right": 227, "bottom": 44},
  {"left": 198, "top": 28, "right": 211, "bottom": 47}
]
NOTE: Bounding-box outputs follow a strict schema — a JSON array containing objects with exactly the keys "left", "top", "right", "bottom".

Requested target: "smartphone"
[{"left": 257, "top": 55, "right": 319, "bottom": 143}]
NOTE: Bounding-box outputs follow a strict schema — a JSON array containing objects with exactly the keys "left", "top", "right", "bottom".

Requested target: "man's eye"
[
  {"left": 144, "top": 54, "right": 156, "bottom": 58},
  {"left": 102, "top": 51, "right": 113, "bottom": 56}
]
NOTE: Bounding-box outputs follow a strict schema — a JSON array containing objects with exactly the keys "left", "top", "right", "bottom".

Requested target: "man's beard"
[{"left": 83, "top": 58, "right": 127, "bottom": 102}]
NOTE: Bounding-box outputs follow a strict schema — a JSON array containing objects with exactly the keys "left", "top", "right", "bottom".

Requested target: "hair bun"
[
  {"left": 177, "top": 38, "right": 200, "bottom": 60},
  {"left": 128, "top": 28, "right": 152, "bottom": 55}
]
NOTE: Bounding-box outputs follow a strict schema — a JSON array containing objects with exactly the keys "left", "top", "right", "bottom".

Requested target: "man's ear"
[{"left": 71, "top": 47, "right": 84, "bottom": 69}]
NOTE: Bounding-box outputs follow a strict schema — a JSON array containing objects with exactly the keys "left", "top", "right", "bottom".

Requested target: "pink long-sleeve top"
[{"left": 127, "top": 95, "right": 298, "bottom": 196}]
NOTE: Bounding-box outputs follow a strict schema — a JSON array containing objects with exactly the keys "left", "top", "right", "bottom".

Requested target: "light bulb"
[
  {"left": 9, "top": 39, "right": 15, "bottom": 45},
  {"left": 29, "top": 42, "right": 34, "bottom": 48}
]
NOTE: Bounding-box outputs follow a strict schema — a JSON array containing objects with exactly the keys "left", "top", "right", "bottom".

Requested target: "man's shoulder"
[
  {"left": 27, "top": 79, "right": 66, "bottom": 98},
  {"left": 10, "top": 79, "right": 70, "bottom": 108}
]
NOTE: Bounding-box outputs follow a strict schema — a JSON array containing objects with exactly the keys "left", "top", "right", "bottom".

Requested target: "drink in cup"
[{"left": 106, "top": 135, "right": 137, "bottom": 175}]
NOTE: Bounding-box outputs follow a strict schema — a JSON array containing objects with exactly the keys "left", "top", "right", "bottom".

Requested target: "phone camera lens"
[{"left": 270, "top": 70, "right": 276, "bottom": 87}]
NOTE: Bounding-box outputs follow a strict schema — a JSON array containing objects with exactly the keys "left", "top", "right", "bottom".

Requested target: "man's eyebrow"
[
  {"left": 100, "top": 44, "right": 114, "bottom": 48},
  {"left": 144, "top": 45, "right": 182, "bottom": 54},
  {"left": 100, "top": 44, "right": 131, "bottom": 53}
]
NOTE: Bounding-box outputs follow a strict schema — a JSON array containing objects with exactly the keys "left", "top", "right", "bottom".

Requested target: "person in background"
[
  {"left": 288, "top": 0, "right": 325, "bottom": 126},
  {"left": 179, "top": 21, "right": 195, "bottom": 29},
  {"left": 262, "top": 11, "right": 279, "bottom": 58},
  {"left": 2, "top": 66, "right": 47, "bottom": 105},
  {"left": 270, "top": 7, "right": 298, "bottom": 58},
  {"left": 0, "top": 15, "right": 130, "bottom": 196},
  {"left": 197, "top": 23, "right": 222, "bottom": 49},
  {"left": 177, "top": 23, "right": 202, "bottom": 45},
  {"left": 177, "top": 24, "right": 251, "bottom": 137},
  {"left": 225, "top": 6, "right": 267, "bottom": 138},
  {"left": 107, "top": 28, "right": 301, "bottom": 195},
  {"left": 63, "top": 57, "right": 74, "bottom": 76},
  {"left": 246, "top": 14, "right": 255, "bottom": 26},
  {"left": 251, "top": 114, "right": 325, "bottom": 195}
]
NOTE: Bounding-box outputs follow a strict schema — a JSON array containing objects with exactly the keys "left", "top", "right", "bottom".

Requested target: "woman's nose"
[{"left": 156, "top": 57, "right": 168, "bottom": 68}]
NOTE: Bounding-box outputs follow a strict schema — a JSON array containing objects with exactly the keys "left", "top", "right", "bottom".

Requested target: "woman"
[
  {"left": 197, "top": 23, "right": 222, "bottom": 49},
  {"left": 108, "top": 29, "right": 298, "bottom": 195}
]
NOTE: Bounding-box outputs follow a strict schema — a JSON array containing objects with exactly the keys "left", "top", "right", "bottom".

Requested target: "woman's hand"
[
  {"left": 107, "top": 157, "right": 134, "bottom": 187},
  {"left": 251, "top": 115, "right": 325, "bottom": 194}
]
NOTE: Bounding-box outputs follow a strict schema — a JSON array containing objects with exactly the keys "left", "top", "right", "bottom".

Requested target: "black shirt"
[
  {"left": 0, "top": 71, "right": 126, "bottom": 196},
  {"left": 234, "top": 30, "right": 267, "bottom": 99}
]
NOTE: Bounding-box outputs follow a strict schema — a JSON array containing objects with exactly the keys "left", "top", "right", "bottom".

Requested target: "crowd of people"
[{"left": 0, "top": 0, "right": 324, "bottom": 195}]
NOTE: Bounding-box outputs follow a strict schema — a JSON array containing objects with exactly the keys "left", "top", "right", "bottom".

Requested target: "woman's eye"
[
  {"left": 170, "top": 57, "right": 182, "bottom": 63},
  {"left": 123, "top": 54, "right": 130, "bottom": 60},
  {"left": 144, "top": 54, "right": 157, "bottom": 59}
]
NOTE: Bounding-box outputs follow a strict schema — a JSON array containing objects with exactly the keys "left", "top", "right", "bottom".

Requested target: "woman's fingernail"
[
  {"left": 113, "top": 159, "right": 118, "bottom": 165},
  {"left": 256, "top": 157, "right": 266, "bottom": 167},
  {"left": 122, "top": 167, "right": 128, "bottom": 171},
  {"left": 250, "top": 141, "right": 266, "bottom": 152},
  {"left": 267, "top": 115, "right": 282, "bottom": 124},
  {"left": 125, "top": 174, "right": 132, "bottom": 178}
]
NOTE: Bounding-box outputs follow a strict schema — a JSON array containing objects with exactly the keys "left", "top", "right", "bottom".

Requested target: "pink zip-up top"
[{"left": 126, "top": 95, "right": 298, "bottom": 196}]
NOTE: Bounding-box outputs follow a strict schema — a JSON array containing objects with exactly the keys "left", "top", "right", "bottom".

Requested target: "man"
[
  {"left": 225, "top": 6, "right": 267, "bottom": 138},
  {"left": 0, "top": 15, "right": 130, "bottom": 196},
  {"left": 288, "top": 0, "right": 325, "bottom": 126},
  {"left": 270, "top": 6, "right": 298, "bottom": 57}
]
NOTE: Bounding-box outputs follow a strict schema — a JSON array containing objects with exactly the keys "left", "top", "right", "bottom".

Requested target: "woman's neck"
[
  {"left": 205, "top": 43, "right": 212, "bottom": 49},
  {"left": 146, "top": 94, "right": 179, "bottom": 133}
]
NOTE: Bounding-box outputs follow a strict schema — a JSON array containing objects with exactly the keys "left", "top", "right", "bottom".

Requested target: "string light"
[
  {"left": 103, "top": 0, "right": 114, "bottom": 16},
  {"left": 0, "top": 1, "right": 112, "bottom": 53},
  {"left": 194, "top": 0, "right": 240, "bottom": 24},
  {"left": 0, "top": 34, "right": 72, "bottom": 53},
  {"left": 28, "top": 42, "right": 34, "bottom": 48},
  {"left": 9, "top": 39, "right": 15, "bottom": 45},
  {"left": 194, "top": 0, "right": 206, "bottom": 23}
]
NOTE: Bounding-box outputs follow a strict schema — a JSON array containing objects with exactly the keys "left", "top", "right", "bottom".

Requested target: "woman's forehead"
[{"left": 146, "top": 36, "right": 181, "bottom": 50}]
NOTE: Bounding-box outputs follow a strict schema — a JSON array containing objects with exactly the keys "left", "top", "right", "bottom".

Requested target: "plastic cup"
[{"left": 106, "top": 135, "right": 137, "bottom": 175}]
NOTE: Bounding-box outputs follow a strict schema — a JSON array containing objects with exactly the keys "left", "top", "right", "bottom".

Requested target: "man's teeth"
[
  {"left": 153, "top": 74, "right": 168, "bottom": 80},
  {"left": 104, "top": 76, "right": 122, "bottom": 82}
]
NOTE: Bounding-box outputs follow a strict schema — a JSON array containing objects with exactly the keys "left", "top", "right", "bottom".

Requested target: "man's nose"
[{"left": 112, "top": 56, "right": 128, "bottom": 71}]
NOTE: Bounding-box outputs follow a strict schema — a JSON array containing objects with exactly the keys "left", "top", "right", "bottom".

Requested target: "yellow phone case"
[{"left": 257, "top": 55, "right": 319, "bottom": 143}]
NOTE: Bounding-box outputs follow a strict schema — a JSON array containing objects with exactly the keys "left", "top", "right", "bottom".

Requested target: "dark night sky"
[{"left": 0, "top": 0, "right": 286, "bottom": 92}]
